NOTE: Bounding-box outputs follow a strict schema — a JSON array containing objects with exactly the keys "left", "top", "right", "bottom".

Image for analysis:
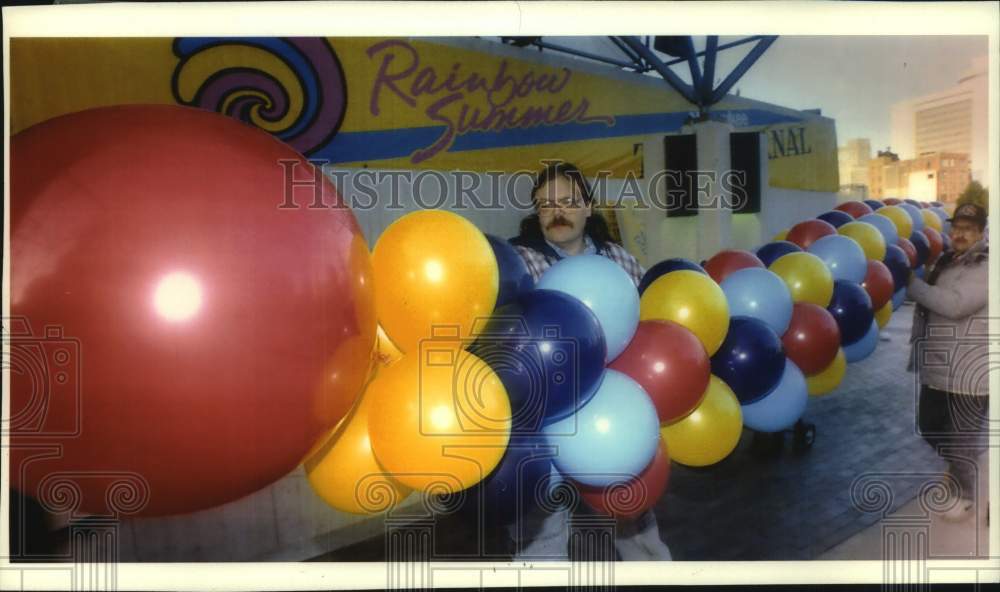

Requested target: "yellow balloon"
[
  {"left": 639, "top": 270, "right": 729, "bottom": 356},
  {"left": 807, "top": 348, "right": 846, "bottom": 396},
  {"left": 305, "top": 391, "right": 412, "bottom": 515},
  {"left": 874, "top": 300, "right": 893, "bottom": 329},
  {"left": 921, "top": 209, "right": 943, "bottom": 232},
  {"left": 838, "top": 221, "right": 887, "bottom": 261},
  {"left": 773, "top": 229, "right": 789, "bottom": 241},
  {"left": 367, "top": 350, "right": 511, "bottom": 492},
  {"left": 768, "top": 252, "right": 834, "bottom": 307},
  {"left": 876, "top": 205, "right": 913, "bottom": 241},
  {"left": 373, "top": 210, "right": 498, "bottom": 353},
  {"left": 661, "top": 375, "right": 742, "bottom": 467}
]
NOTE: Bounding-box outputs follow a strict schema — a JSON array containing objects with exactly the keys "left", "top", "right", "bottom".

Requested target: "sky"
[{"left": 549, "top": 35, "right": 988, "bottom": 156}]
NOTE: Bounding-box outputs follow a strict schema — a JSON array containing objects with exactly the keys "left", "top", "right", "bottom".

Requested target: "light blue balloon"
[
  {"left": 543, "top": 369, "right": 660, "bottom": 487},
  {"left": 720, "top": 267, "right": 793, "bottom": 335},
  {"left": 807, "top": 234, "right": 867, "bottom": 283},
  {"left": 914, "top": 265, "right": 926, "bottom": 280},
  {"left": 740, "top": 359, "right": 808, "bottom": 432},
  {"left": 537, "top": 255, "right": 639, "bottom": 362},
  {"left": 858, "top": 213, "right": 899, "bottom": 247},
  {"left": 900, "top": 203, "right": 925, "bottom": 233},
  {"left": 891, "top": 287, "right": 906, "bottom": 311},
  {"left": 844, "top": 320, "right": 879, "bottom": 362}
]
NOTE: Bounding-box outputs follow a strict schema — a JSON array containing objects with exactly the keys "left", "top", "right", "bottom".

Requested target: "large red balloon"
[
  {"left": 897, "top": 237, "right": 918, "bottom": 268},
  {"left": 703, "top": 249, "right": 765, "bottom": 284},
  {"left": 10, "top": 105, "right": 376, "bottom": 516},
  {"left": 608, "top": 320, "right": 710, "bottom": 424},
  {"left": 782, "top": 303, "right": 841, "bottom": 376},
  {"left": 786, "top": 219, "right": 837, "bottom": 250},
  {"left": 861, "top": 260, "right": 895, "bottom": 311},
  {"left": 922, "top": 227, "right": 943, "bottom": 265},
  {"left": 834, "top": 201, "right": 874, "bottom": 219},
  {"left": 578, "top": 438, "right": 670, "bottom": 519}
]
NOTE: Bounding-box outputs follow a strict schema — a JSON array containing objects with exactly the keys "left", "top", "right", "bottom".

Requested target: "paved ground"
[{"left": 314, "top": 302, "right": 989, "bottom": 562}]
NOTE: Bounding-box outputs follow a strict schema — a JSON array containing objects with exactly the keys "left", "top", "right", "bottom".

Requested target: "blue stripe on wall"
[{"left": 311, "top": 109, "right": 803, "bottom": 164}]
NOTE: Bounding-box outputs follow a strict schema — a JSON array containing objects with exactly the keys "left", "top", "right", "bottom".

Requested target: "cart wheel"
[
  {"left": 750, "top": 430, "right": 784, "bottom": 457},
  {"left": 793, "top": 422, "right": 816, "bottom": 450}
]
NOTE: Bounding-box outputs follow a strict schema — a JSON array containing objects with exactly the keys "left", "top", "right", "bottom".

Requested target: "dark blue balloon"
[
  {"left": 909, "top": 231, "right": 930, "bottom": 268},
  {"left": 638, "top": 257, "right": 706, "bottom": 295},
  {"left": 471, "top": 289, "right": 607, "bottom": 431},
  {"left": 883, "top": 244, "right": 911, "bottom": 291},
  {"left": 710, "top": 316, "right": 786, "bottom": 405},
  {"left": 756, "top": 240, "right": 802, "bottom": 267},
  {"left": 817, "top": 210, "right": 854, "bottom": 228},
  {"left": 826, "top": 280, "right": 874, "bottom": 345},
  {"left": 930, "top": 201, "right": 943, "bottom": 208},
  {"left": 864, "top": 199, "right": 884, "bottom": 211},
  {"left": 903, "top": 198, "right": 922, "bottom": 209},
  {"left": 462, "top": 435, "right": 554, "bottom": 526},
  {"left": 486, "top": 234, "right": 534, "bottom": 308}
]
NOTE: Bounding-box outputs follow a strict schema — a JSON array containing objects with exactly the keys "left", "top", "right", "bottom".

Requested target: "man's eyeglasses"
[{"left": 537, "top": 197, "right": 586, "bottom": 210}]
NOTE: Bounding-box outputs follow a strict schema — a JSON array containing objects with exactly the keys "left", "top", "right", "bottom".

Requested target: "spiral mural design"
[{"left": 172, "top": 37, "right": 347, "bottom": 156}]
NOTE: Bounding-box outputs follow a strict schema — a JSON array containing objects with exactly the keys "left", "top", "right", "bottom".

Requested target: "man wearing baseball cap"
[{"left": 907, "top": 202, "right": 989, "bottom": 523}]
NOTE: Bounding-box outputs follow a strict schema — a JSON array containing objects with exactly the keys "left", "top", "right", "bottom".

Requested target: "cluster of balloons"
[
  {"left": 309, "top": 196, "right": 949, "bottom": 523},
  {"left": 296, "top": 189, "right": 949, "bottom": 525},
  {"left": 307, "top": 210, "right": 680, "bottom": 524},
  {"left": 13, "top": 105, "right": 947, "bottom": 526}
]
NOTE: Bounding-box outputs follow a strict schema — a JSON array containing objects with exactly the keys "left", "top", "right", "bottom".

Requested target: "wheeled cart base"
[{"left": 750, "top": 419, "right": 815, "bottom": 456}]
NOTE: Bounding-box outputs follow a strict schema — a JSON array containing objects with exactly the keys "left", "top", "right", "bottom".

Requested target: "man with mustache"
[
  {"left": 907, "top": 202, "right": 989, "bottom": 524},
  {"left": 507, "top": 162, "right": 668, "bottom": 562},
  {"left": 509, "top": 162, "right": 644, "bottom": 285}
]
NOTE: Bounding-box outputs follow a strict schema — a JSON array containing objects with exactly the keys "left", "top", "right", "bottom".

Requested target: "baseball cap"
[{"left": 948, "top": 203, "right": 987, "bottom": 228}]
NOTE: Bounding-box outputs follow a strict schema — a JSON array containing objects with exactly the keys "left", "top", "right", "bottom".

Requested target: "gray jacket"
[{"left": 907, "top": 240, "right": 989, "bottom": 396}]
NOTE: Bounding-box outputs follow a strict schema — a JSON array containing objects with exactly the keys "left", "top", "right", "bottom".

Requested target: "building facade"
[
  {"left": 890, "top": 56, "right": 988, "bottom": 183},
  {"left": 868, "top": 150, "right": 970, "bottom": 204}
]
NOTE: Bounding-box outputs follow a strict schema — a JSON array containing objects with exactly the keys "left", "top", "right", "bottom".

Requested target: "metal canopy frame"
[{"left": 499, "top": 35, "right": 778, "bottom": 111}]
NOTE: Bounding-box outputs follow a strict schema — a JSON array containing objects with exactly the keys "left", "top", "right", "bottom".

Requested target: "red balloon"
[
  {"left": 922, "top": 227, "right": 943, "bottom": 264},
  {"left": 883, "top": 198, "right": 902, "bottom": 206},
  {"left": 10, "top": 105, "right": 376, "bottom": 516},
  {"left": 782, "top": 303, "right": 841, "bottom": 375},
  {"left": 786, "top": 219, "right": 837, "bottom": 250},
  {"left": 703, "top": 249, "right": 765, "bottom": 284},
  {"left": 861, "top": 260, "right": 894, "bottom": 310},
  {"left": 897, "top": 237, "right": 918, "bottom": 268},
  {"left": 578, "top": 438, "right": 670, "bottom": 520},
  {"left": 608, "top": 320, "right": 710, "bottom": 424},
  {"left": 834, "top": 201, "right": 874, "bottom": 219}
]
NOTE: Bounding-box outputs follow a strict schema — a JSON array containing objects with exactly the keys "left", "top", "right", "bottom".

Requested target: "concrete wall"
[{"left": 618, "top": 127, "right": 838, "bottom": 268}]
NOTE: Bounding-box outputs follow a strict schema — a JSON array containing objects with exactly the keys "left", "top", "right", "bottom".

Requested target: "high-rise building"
[
  {"left": 868, "top": 150, "right": 970, "bottom": 204},
  {"left": 838, "top": 138, "right": 872, "bottom": 187},
  {"left": 890, "top": 55, "right": 988, "bottom": 183}
]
